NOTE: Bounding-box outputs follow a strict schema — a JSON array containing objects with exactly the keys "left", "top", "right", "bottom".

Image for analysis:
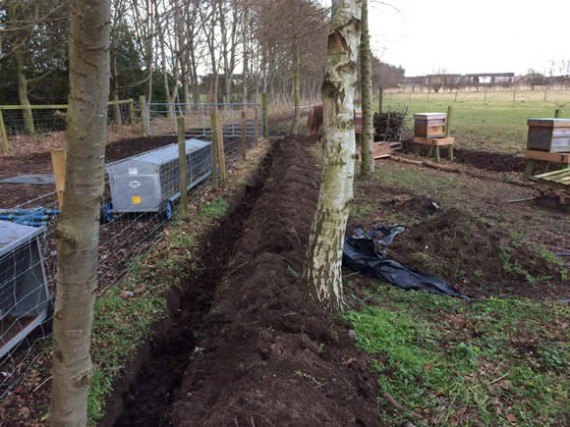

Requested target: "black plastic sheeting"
[{"left": 343, "top": 225, "right": 468, "bottom": 299}]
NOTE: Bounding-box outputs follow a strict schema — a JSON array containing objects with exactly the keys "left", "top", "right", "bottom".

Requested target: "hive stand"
[
  {"left": 523, "top": 150, "right": 570, "bottom": 180},
  {"left": 412, "top": 136, "right": 456, "bottom": 162},
  {"left": 412, "top": 108, "right": 455, "bottom": 163}
]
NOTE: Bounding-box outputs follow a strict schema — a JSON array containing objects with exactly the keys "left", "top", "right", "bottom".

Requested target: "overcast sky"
[{"left": 365, "top": 0, "right": 570, "bottom": 76}]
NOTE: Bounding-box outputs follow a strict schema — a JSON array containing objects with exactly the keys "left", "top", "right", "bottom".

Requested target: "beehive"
[
  {"left": 414, "top": 113, "right": 447, "bottom": 138},
  {"left": 527, "top": 119, "right": 570, "bottom": 153}
]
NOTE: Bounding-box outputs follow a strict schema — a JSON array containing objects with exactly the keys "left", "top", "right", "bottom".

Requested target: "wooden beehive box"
[
  {"left": 414, "top": 113, "right": 447, "bottom": 138},
  {"left": 527, "top": 118, "right": 570, "bottom": 153}
]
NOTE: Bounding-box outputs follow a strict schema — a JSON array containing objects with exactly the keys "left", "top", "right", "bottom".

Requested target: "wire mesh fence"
[{"left": 0, "top": 102, "right": 262, "bottom": 399}]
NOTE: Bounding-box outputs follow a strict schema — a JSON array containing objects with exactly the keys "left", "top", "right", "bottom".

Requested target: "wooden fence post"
[
  {"left": 241, "top": 110, "right": 247, "bottom": 160},
  {"left": 446, "top": 105, "right": 454, "bottom": 161},
  {"left": 254, "top": 108, "right": 259, "bottom": 145},
  {"left": 0, "top": 110, "right": 9, "bottom": 153},
  {"left": 210, "top": 111, "right": 219, "bottom": 189},
  {"left": 555, "top": 109, "right": 561, "bottom": 118},
  {"left": 128, "top": 98, "right": 135, "bottom": 126},
  {"left": 217, "top": 112, "right": 227, "bottom": 185},
  {"left": 262, "top": 92, "right": 268, "bottom": 138},
  {"left": 445, "top": 105, "right": 453, "bottom": 137},
  {"left": 177, "top": 116, "right": 189, "bottom": 221},
  {"left": 378, "top": 87, "right": 383, "bottom": 113},
  {"left": 139, "top": 95, "right": 148, "bottom": 136}
]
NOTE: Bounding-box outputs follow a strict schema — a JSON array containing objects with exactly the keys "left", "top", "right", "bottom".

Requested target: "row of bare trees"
[
  {"left": 0, "top": 1, "right": 328, "bottom": 116},
  {"left": 4, "top": 0, "right": 369, "bottom": 424}
]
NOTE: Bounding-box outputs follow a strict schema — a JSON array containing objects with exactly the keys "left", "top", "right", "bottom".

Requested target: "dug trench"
[{"left": 107, "top": 136, "right": 381, "bottom": 426}]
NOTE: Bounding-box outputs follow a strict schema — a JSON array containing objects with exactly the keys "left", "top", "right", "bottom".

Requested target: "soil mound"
[
  {"left": 171, "top": 138, "right": 381, "bottom": 426},
  {"left": 390, "top": 208, "right": 566, "bottom": 299}
]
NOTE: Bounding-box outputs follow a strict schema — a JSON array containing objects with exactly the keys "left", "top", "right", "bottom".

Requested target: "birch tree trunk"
[
  {"left": 49, "top": 1, "right": 111, "bottom": 425},
  {"left": 303, "top": 0, "right": 361, "bottom": 313},
  {"left": 359, "top": 0, "right": 374, "bottom": 176}
]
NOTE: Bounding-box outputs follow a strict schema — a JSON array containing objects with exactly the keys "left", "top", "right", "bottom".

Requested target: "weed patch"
[{"left": 346, "top": 285, "right": 570, "bottom": 426}]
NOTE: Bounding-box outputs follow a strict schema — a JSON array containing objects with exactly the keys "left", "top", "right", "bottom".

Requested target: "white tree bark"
[
  {"left": 303, "top": 0, "right": 361, "bottom": 313},
  {"left": 49, "top": 1, "right": 111, "bottom": 425}
]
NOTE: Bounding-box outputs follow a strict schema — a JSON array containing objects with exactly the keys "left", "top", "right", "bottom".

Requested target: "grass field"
[{"left": 380, "top": 89, "right": 570, "bottom": 154}]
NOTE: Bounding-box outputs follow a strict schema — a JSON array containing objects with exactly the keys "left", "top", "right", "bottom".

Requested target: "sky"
[{"left": 366, "top": 0, "right": 570, "bottom": 77}]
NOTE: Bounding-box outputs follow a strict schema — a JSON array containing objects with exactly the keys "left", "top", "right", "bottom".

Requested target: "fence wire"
[{"left": 0, "top": 102, "right": 262, "bottom": 399}]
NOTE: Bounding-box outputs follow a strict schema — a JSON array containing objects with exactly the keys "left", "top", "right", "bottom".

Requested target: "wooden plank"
[
  {"left": 526, "top": 150, "right": 570, "bottom": 163},
  {"left": 372, "top": 142, "right": 391, "bottom": 159},
  {"left": 51, "top": 149, "right": 66, "bottom": 209},
  {"left": 534, "top": 168, "right": 570, "bottom": 180}
]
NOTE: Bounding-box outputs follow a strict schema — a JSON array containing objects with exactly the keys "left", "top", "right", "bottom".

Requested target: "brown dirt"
[
  {"left": 389, "top": 207, "right": 567, "bottom": 299},
  {"left": 401, "top": 139, "right": 526, "bottom": 172},
  {"left": 113, "top": 137, "right": 381, "bottom": 426},
  {"left": 2, "top": 128, "right": 569, "bottom": 426}
]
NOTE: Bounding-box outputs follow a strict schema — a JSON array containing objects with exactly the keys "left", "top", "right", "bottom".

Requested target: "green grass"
[
  {"left": 87, "top": 197, "right": 230, "bottom": 423},
  {"left": 345, "top": 285, "right": 570, "bottom": 426},
  {"left": 378, "top": 89, "right": 570, "bottom": 154}
]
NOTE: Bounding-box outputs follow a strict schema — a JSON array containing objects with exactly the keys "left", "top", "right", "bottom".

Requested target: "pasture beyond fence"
[
  {"left": 379, "top": 88, "right": 570, "bottom": 154},
  {"left": 0, "top": 102, "right": 263, "bottom": 399}
]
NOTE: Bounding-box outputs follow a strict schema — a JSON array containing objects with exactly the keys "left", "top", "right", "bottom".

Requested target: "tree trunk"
[
  {"left": 8, "top": 4, "right": 35, "bottom": 135},
  {"left": 302, "top": 0, "right": 361, "bottom": 313},
  {"left": 189, "top": 41, "right": 200, "bottom": 103},
  {"left": 15, "top": 48, "right": 35, "bottom": 135},
  {"left": 49, "top": 1, "right": 111, "bottom": 425},
  {"left": 290, "top": 38, "right": 301, "bottom": 134},
  {"left": 242, "top": 5, "right": 249, "bottom": 103},
  {"left": 359, "top": 0, "right": 374, "bottom": 176}
]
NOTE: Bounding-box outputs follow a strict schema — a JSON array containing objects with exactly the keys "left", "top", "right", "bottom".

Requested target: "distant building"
[{"left": 404, "top": 72, "right": 515, "bottom": 90}]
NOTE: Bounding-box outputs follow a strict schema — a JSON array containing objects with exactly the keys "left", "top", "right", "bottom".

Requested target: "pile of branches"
[{"left": 373, "top": 106, "right": 408, "bottom": 142}]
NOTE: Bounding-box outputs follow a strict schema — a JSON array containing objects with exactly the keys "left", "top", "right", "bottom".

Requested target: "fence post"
[
  {"left": 254, "top": 107, "right": 260, "bottom": 145},
  {"left": 0, "top": 110, "right": 9, "bottom": 153},
  {"left": 445, "top": 105, "right": 453, "bottom": 137},
  {"left": 555, "top": 109, "right": 561, "bottom": 118},
  {"left": 51, "top": 149, "right": 66, "bottom": 209},
  {"left": 446, "top": 105, "right": 454, "bottom": 161},
  {"left": 177, "top": 116, "right": 189, "bottom": 222},
  {"left": 210, "top": 112, "right": 219, "bottom": 189},
  {"left": 378, "top": 87, "right": 383, "bottom": 113},
  {"left": 139, "top": 95, "right": 148, "bottom": 136},
  {"left": 241, "top": 110, "right": 247, "bottom": 160},
  {"left": 262, "top": 92, "right": 268, "bottom": 138},
  {"left": 128, "top": 98, "right": 135, "bottom": 126},
  {"left": 217, "top": 112, "right": 227, "bottom": 185}
]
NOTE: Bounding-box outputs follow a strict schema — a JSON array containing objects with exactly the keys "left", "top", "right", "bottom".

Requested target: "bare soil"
[{"left": 1, "top": 131, "right": 568, "bottom": 426}]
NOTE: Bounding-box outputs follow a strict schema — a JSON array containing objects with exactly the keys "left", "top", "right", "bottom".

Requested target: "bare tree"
[
  {"left": 359, "top": 0, "right": 374, "bottom": 176},
  {"left": 1, "top": 1, "right": 68, "bottom": 133},
  {"left": 303, "top": 0, "right": 361, "bottom": 312},
  {"left": 49, "top": 0, "right": 111, "bottom": 425}
]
